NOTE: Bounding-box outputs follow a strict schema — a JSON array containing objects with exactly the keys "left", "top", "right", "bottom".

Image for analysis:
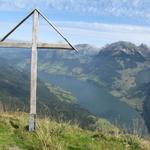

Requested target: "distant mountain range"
[{"left": 0, "top": 41, "right": 150, "bottom": 134}]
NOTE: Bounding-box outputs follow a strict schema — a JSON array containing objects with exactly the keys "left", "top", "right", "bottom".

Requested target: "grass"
[
  {"left": 46, "top": 83, "right": 76, "bottom": 103},
  {"left": 0, "top": 112, "right": 150, "bottom": 150}
]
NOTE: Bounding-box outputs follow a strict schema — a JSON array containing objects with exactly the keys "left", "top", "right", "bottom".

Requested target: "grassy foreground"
[{"left": 0, "top": 112, "right": 150, "bottom": 150}]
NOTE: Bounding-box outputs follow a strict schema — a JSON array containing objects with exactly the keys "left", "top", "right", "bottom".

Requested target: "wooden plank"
[
  {"left": 0, "top": 42, "right": 31, "bottom": 48},
  {"left": 0, "top": 42, "right": 74, "bottom": 50},
  {"left": 38, "top": 43, "right": 73, "bottom": 49},
  {"left": 29, "top": 10, "right": 38, "bottom": 132}
]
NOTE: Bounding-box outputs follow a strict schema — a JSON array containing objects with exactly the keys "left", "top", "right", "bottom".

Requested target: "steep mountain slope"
[
  {"left": 92, "top": 42, "right": 150, "bottom": 132},
  {"left": 92, "top": 41, "right": 145, "bottom": 84},
  {"left": 0, "top": 56, "right": 65, "bottom": 112},
  {"left": 139, "top": 82, "right": 150, "bottom": 133}
]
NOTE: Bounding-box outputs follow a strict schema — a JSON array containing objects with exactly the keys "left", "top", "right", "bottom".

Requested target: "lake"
[{"left": 39, "top": 72, "right": 147, "bottom": 132}]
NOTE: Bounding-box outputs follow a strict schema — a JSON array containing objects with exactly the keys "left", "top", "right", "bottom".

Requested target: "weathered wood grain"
[
  {"left": 0, "top": 42, "right": 73, "bottom": 50},
  {"left": 29, "top": 10, "right": 38, "bottom": 131}
]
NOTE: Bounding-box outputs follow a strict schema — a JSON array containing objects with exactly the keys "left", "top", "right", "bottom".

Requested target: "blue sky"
[{"left": 1, "top": 0, "right": 150, "bottom": 47}]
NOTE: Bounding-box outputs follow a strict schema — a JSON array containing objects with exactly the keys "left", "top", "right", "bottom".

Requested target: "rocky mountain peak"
[
  {"left": 101, "top": 41, "right": 138, "bottom": 53},
  {"left": 99, "top": 41, "right": 144, "bottom": 59}
]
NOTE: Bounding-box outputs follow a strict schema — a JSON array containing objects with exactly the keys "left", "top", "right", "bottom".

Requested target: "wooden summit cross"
[{"left": 0, "top": 9, "right": 77, "bottom": 131}]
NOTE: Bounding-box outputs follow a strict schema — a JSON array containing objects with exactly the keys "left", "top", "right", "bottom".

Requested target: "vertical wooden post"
[{"left": 29, "top": 10, "right": 39, "bottom": 131}]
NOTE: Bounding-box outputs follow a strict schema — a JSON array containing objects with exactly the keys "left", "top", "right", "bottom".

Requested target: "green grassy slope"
[{"left": 0, "top": 112, "right": 150, "bottom": 150}]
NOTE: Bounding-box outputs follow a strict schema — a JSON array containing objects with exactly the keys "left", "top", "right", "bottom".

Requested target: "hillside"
[{"left": 0, "top": 112, "right": 150, "bottom": 150}]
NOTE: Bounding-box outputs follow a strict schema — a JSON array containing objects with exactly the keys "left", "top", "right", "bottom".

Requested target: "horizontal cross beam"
[{"left": 0, "top": 42, "right": 74, "bottom": 50}]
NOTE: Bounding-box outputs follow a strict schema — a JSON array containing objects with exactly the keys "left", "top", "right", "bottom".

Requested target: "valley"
[
  {"left": 40, "top": 73, "right": 143, "bottom": 131},
  {"left": 0, "top": 41, "right": 150, "bottom": 135}
]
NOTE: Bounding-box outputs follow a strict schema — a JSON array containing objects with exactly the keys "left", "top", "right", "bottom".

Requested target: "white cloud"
[
  {"left": 54, "top": 21, "right": 150, "bottom": 46},
  {"left": 1, "top": 18, "right": 150, "bottom": 47},
  {"left": 1, "top": 0, "right": 150, "bottom": 19}
]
